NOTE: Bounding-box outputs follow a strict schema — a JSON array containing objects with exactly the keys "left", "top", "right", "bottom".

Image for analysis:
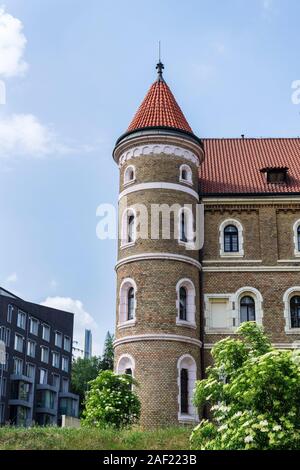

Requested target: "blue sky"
[{"left": 0, "top": 0, "right": 299, "bottom": 354}]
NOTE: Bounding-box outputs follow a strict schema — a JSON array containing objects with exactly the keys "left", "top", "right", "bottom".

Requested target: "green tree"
[
  {"left": 71, "top": 356, "right": 102, "bottom": 410},
  {"left": 99, "top": 331, "right": 114, "bottom": 371},
  {"left": 82, "top": 370, "right": 140, "bottom": 429},
  {"left": 191, "top": 322, "right": 300, "bottom": 450}
]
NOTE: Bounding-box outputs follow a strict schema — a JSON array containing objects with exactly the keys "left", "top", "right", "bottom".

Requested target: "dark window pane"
[
  {"left": 224, "top": 225, "right": 239, "bottom": 253},
  {"left": 180, "top": 369, "right": 189, "bottom": 414},
  {"left": 240, "top": 296, "right": 256, "bottom": 323},
  {"left": 127, "top": 287, "right": 135, "bottom": 321},
  {"left": 179, "top": 287, "right": 187, "bottom": 321},
  {"left": 180, "top": 212, "right": 187, "bottom": 243},
  {"left": 298, "top": 227, "right": 300, "bottom": 252},
  {"left": 128, "top": 215, "right": 135, "bottom": 243},
  {"left": 290, "top": 296, "right": 300, "bottom": 329}
]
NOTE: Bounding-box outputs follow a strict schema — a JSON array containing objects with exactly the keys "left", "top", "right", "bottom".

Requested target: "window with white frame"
[
  {"left": 13, "top": 357, "right": 23, "bottom": 376},
  {"left": 293, "top": 220, "right": 300, "bottom": 257},
  {"left": 42, "top": 324, "right": 50, "bottom": 342},
  {"left": 29, "top": 317, "right": 39, "bottom": 336},
  {"left": 239, "top": 296, "right": 256, "bottom": 323},
  {"left": 64, "top": 336, "right": 71, "bottom": 352},
  {"left": 39, "top": 368, "right": 48, "bottom": 385},
  {"left": 55, "top": 331, "right": 62, "bottom": 348},
  {"left": 27, "top": 340, "right": 36, "bottom": 358},
  {"left": 117, "top": 354, "right": 135, "bottom": 377},
  {"left": 119, "top": 279, "right": 137, "bottom": 326},
  {"left": 219, "top": 219, "right": 244, "bottom": 257},
  {"left": 121, "top": 208, "right": 136, "bottom": 247},
  {"left": 124, "top": 165, "right": 136, "bottom": 185},
  {"left": 179, "top": 164, "right": 193, "bottom": 185},
  {"left": 26, "top": 363, "right": 36, "bottom": 380},
  {"left": 14, "top": 333, "right": 24, "bottom": 353},
  {"left": 0, "top": 327, "right": 10, "bottom": 347},
  {"left": 17, "top": 310, "right": 26, "bottom": 329},
  {"left": 41, "top": 346, "right": 49, "bottom": 363},
  {"left": 7, "top": 304, "right": 13, "bottom": 323},
  {"left": 178, "top": 207, "right": 194, "bottom": 246},
  {"left": 283, "top": 287, "right": 300, "bottom": 333},
  {"left": 235, "top": 287, "right": 263, "bottom": 327},
  {"left": 52, "top": 352, "right": 60, "bottom": 368},
  {"left": 62, "top": 356, "right": 69, "bottom": 373},
  {"left": 176, "top": 279, "right": 196, "bottom": 327},
  {"left": 177, "top": 355, "right": 198, "bottom": 422}
]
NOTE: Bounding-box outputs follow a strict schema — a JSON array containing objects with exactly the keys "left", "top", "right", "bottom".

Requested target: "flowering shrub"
[
  {"left": 82, "top": 370, "right": 141, "bottom": 429},
  {"left": 191, "top": 322, "right": 300, "bottom": 450}
]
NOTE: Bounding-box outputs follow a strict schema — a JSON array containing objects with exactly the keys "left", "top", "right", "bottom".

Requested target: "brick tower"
[{"left": 113, "top": 62, "right": 204, "bottom": 427}]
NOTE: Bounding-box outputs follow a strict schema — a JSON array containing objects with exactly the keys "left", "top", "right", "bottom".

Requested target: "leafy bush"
[
  {"left": 82, "top": 370, "right": 140, "bottom": 429},
  {"left": 191, "top": 322, "right": 300, "bottom": 450}
]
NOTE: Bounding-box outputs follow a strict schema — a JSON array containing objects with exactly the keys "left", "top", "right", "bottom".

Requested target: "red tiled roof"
[
  {"left": 200, "top": 138, "right": 300, "bottom": 195},
  {"left": 127, "top": 79, "right": 193, "bottom": 133}
]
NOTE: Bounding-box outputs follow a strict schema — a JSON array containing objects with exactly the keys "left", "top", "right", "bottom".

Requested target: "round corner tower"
[{"left": 113, "top": 62, "right": 205, "bottom": 428}]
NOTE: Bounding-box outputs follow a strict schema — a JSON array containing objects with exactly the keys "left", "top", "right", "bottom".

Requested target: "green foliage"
[
  {"left": 191, "top": 322, "right": 300, "bottom": 450},
  {"left": 82, "top": 370, "right": 141, "bottom": 429},
  {"left": 71, "top": 356, "right": 102, "bottom": 409},
  {"left": 99, "top": 331, "right": 114, "bottom": 371}
]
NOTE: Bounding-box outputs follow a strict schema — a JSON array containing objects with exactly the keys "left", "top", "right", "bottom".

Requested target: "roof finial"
[{"left": 156, "top": 40, "right": 164, "bottom": 81}]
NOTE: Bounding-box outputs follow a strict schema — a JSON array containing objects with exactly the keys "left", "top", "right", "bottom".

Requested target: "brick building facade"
[{"left": 113, "top": 62, "right": 300, "bottom": 428}]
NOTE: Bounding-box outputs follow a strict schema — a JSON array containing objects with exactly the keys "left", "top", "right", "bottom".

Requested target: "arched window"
[
  {"left": 119, "top": 279, "right": 137, "bottom": 325},
  {"left": 117, "top": 354, "right": 135, "bottom": 377},
  {"left": 127, "top": 287, "right": 135, "bottom": 321},
  {"left": 180, "top": 211, "right": 187, "bottom": 243},
  {"left": 177, "top": 355, "right": 198, "bottom": 421},
  {"left": 298, "top": 226, "right": 300, "bottom": 252},
  {"left": 176, "top": 279, "right": 196, "bottom": 326},
  {"left": 179, "top": 287, "right": 187, "bottom": 321},
  {"left": 219, "top": 219, "right": 244, "bottom": 257},
  {"left": 290, "top": 296, "right": 300, "bottom": 329},
  {"left": 121, "top": 208, "right": 136, "bottom": 247},
  {"left": 294, "top": 221, "right": 300, "bottom": 256},
  {"left": 224, "top": 225, "right": 239, "bottom": 252},
  {"left": 240, "top": 296, "right": 256, "bottom": 323},
  {"left": 179, "top": 164, "right": 193, "bottom": 184},
  {"left": 124, "top": 165, "right": 135, "bottom": 185}
]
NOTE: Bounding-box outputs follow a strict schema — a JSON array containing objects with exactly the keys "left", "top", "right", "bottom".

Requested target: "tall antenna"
[{"left": 159, "top": 40, "right": 161, "bottom": 62}]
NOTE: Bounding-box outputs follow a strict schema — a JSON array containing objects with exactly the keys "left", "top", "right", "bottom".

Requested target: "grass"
[{"left": 0, "top": 426, "right": 191, "bottom": 450}]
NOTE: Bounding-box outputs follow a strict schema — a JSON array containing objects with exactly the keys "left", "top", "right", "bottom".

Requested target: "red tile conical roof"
[{"left": 127, "top": 66, "right": 193, "bottom": 134}]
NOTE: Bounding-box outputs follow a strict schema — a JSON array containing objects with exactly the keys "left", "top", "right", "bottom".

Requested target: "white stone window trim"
[
  {"left": 283, "top": 286, "right": 300, "bottom": 334},
  {"left": 235, "top": 287, "right": 264, "bottom": 328},
  {"left": 179, "top": 164, "right": 193, "bottom": 186},
  {"left": 120, "top": 207, "right": 137, "bottom": 248},
  {"left": 219, "top": 219, "right": 244, "bottom": 258},
  {"left": 118, "top": 278, "right": 137, "bottom": 327},
  {"left": 123, "top": 165, "right": 136, "bottom": 186},
  {"left": 176, "top": 279, "right": 196, "bottom": 328},
  {"left": 116, "top": 354, "right": 135, "bottom": 377},
  {"left": 177, "top": 354, "right": 199, "bottom": 423},
  {"left": 204, "top": 287, "right": 263, "bottom": 334},
  {"left": 293, "top": 220, "right": 300, "bottom": 258},
  {"left": 178, "top": 207, "right": 195, "bottom": 249}
]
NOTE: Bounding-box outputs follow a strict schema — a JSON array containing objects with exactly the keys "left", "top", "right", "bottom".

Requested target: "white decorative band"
[
  {"left": 203, "top": 265, "right": 300, "bottom": 272},
  {"left": 114, "top": 334, "right": 202, "bottom": 348},
  {"left": 116, "top": 252, "right": 202, "bottom": 270},
  {"left": 119, "top": 144, "right": 200, "bottom": 168},
  {"left": 204, "top": 343, "right": 300, "bottom": 350},
  {"left": 119, "top": 182, "right": 199, "bottom": 201}
]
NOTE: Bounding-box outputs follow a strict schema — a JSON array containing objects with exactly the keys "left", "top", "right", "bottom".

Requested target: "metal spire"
[{"left": 156, "top": 40, "right": 164, "bottom": 81}]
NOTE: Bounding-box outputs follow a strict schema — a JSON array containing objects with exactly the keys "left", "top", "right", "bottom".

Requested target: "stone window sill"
[
  {"left": 176, "top": 320, "right": 197, "bottom": 329},
  {"left": 178, "top": 413, "right": 199, "bottom": 423},
  {"left": 117, "top": 320, "right": 136, "bottom": 330},
  {"left": 120, "top": 241, "right": 136, "bottom": 250}
]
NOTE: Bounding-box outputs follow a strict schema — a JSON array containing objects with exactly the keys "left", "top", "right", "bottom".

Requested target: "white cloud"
[
  {"left": 0, "top": 114, "right": 74, "bottom": 158},
  {"left": 6, "top": 272, "right": 17, "bottom": 283},
  {"left": 0, "top": 6, "right": 28, "bottom": 78},
  {"left": 40, "top": 297, "right": 100, "bottom": 355}
]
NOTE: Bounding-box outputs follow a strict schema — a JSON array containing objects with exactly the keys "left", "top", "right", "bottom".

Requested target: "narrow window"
[
  {"left": 179, "top": 287, "right": 187, "bottom": 321},
  {"left": 240, "top": 296, "right": 256, "bottom": 323},
  {"left": 290, "top": 296, "right": 300, "bottom": 329},
  {"left": 7, "top": 305, "right": 13, "bottom": 323},
  {"left": 127, "top": 287, "right": 135, "bottom": 321},
  {"left": 180, "top": 368, "right": 189, "bottom": 414},
  {"left": 224, "top": 225, "right": 239, "bottom": 252},
  {"left": 128, "top": 214, "right": 135, "bottom": 243},
  {"left": 298, "top": 226, "right": 300, "bottom": 252},
  {"left": 180, "top": 212, "right": 187, "bottom": 243}
]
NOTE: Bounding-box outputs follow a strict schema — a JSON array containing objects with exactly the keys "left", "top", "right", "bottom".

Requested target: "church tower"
[{"left": 113, "top": 62, "right": 204, "bottom": 427}]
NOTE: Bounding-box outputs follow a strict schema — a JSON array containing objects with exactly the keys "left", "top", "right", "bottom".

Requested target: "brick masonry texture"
[{"left": 114, "top": 341, "right": 200, "bottom": 428}]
